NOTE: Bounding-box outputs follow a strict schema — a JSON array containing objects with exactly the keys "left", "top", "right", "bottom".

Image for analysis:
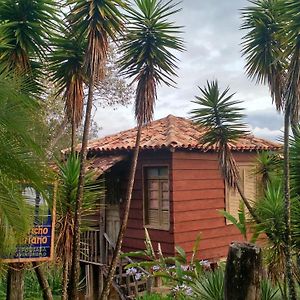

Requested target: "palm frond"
[
  {"left": 118, "top": 0, "right": 184, "bottom": 125},
  {"left": 241, "top": 0, "right": 286, "bottom": 110},
  {"left": 0, "top": 73, "right": 51, "bottom": 253},
  {"left": 190, "top": 80, "right": 248, "bottom": 188},
  {"left": 68, "top": 0, "right": 126, "bottom": 81},
  {"left": 0, "top": 0, "right": 59, "bottom": 95},
  {"left": 49, "top": 24, "right": 86, "bottom": 128},
  {"left": 55, "top": 153, "right": 104, "bottom": 262},
  {"left": 256, "top": 151, "right": 282, "bottom": 189}
]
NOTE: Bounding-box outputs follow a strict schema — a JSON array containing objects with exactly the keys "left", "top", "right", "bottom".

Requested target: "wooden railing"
[{"left": 80, "top": 229, "right": 153, "bottom": 298}]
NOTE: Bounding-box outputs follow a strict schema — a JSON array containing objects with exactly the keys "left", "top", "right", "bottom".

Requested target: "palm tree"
[
  {"left": 189, "top": 80, "right": 260, "bottom": 222},
  {"left": 241, "top": 1, "right": 300, "bottom": 298},
  {"left": 0, "top": 2, "right": 59, "bottom": 299},
  {"left": 0, "top": 0, "right": 57, "bottom": 93},
  {"left": 100, "top": 0, "right": 184, "bottom": 298},
  {"left": 55, "top": 153, "right": 104, "bottom": 300},
  {"left": 49, "top": 23, "right": 86, "bottom": 152},
  {"left": 0, "top": 73, "right": 51, "bottom": 300},
  {"left": 66, "top": 1, "right": 125, "bottom": 298}
]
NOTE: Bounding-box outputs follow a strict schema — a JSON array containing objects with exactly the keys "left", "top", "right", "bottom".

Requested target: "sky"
[{"left": 94, "top": 0, "right": 283, "bottom": 141}]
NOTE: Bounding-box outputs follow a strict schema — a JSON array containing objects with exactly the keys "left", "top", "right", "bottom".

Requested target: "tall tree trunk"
[
  {"left": 71, "top": 99, "right": 77, "bottom": 154},
  {"left": 224, "top": 242, "right": 262, "bottom": 300},
  {"left": 236, "top": 181, "right": 260, "bottom": 224},
  {"left": 283, "top": 110, "right": 297, "bottom": 300},
  {"left": 6, "top": 264, "right": 24, "bottom": 300},
  {"left": 47, "top": 116, "right": 68, "bottom": 156},
  {"left": 68, "top": 79, "right": 95, "bottom": 300},
  {"left": 71, "top": 118, "right": 76, "bottom": 154},
  {"left": 62, "top": 257, "right": 69, "bottom": 300},
  {"left": 100, "top": 125, "right": 142, "bottom": 300},
  {"left": 33, "top": 262, "right": 53, "bottom": 300}
]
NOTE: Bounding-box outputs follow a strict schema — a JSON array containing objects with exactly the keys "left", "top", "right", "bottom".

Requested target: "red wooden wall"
[
  {"left": 121, "top": 149, "right": 258, "bottom": 261},
  {"left": 172, "top": 150, "right": 258, "bottom": 260},
  {"left": 122, "top": 150, "right": 176, "bottom": 256}
]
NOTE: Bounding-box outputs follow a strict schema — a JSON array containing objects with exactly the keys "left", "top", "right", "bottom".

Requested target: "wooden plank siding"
[
  {"left": 121, "top": 150, "right": 175, "bottom": 256},
  {"left": 172, "top": 150, "right": 258, "bottom": 260}
]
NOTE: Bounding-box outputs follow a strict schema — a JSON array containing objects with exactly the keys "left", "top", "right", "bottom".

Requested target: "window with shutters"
[
  {"left": 144, "top": 166, "right": 170, "bottom": 230},
  {"left": 226, "top": 163, "right": 258, "bottom": 223}
]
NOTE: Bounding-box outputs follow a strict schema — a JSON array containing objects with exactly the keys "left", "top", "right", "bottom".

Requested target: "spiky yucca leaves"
[
  {"left": 101, "top": 1, "right": 184, "bottom": 298},
  {"left": 190, "top": 81, "right": 261, "bottom": 222},
  {"left": 282, "top": 1, "right": 300, "bottom": 127},
  {"left": 190, "top": 81, "right": 248, "bottom": 188},
  {"left": 68, "top": 0, "right": 125, "bottom": 81},
  {"left": 256, "top": 151, "right": 282, "bottom": 191},
  {"left": 241, "top": 0, "right": 286, "bottom": 111},
  {"left": 242, "top": 2, "right": 300, "bottom": 298},
  {"left": 0, "top": 74, "right": 49, "bottom": 255},
  {"left": 49, "top": 24, "right": 86, "bottom": 151},
  {"left": 66, "top": 1, "right": 126, "bottom": 298},
  {"left": 55, "top": 153, "right": 103, "bottom": 300},
  {"left": 0, "top": 0, "right": 58, "bottom": 94},
  {"left": 119, "top": 0, "right": 184, "bottom": 125},
  {"left": 254, "top": 180, "right": 300, "bottom": 296},
  {"left": 50, "top": 26, "right": 86, "bottom": 128}
]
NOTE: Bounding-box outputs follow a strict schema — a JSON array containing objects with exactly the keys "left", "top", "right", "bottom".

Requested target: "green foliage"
[
  {"left": 190, "top": 268, "right": 224, "bottom": 300},
  {"left": 0, "top": 265, "right": 61, "bottom": 299},
  {"left": 0, "top": 0, "right": 59, "bottom": 94},
  {"left": 219, "top": 202, "right": 259, "bottom": 243},
  {"left": 55, "top": 153, "right": 104, "bottom": 262},
  {"left": 190, "top": 80, "right": 248, "bottom": 190},
  {"left": 256, "top": 151, "right": 282, "bottom": 189},
  {"left": 0, "top": 73, "right": 50, "bottom": 255},
  {"left": 137, "top": 294, "right": 172, "bottom": 300},
  {"left": 241, "top": 0, "right": 286, "bottom": 110},
  {"left": 260, "top": 279, "right": 280, "bottom": 300},
  {"left": 119, "top": 0, "right": 184, "bottom": 125},
  {"left": 190, "top": 80, "right": 248, "bottom": 147}
]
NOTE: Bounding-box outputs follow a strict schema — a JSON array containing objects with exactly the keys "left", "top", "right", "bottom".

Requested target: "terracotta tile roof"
[
  {"left": 87, "top": 154, "right": 127, "bottom": 177},
  {"left": 85, "top": 115, "right": 281, "bottom": 153}
]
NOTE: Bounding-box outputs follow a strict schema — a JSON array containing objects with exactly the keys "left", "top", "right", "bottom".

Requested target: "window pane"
[
  {"left": 149, "top": 199, "right": 159, "bottom": 209},
  {"left": 148, "top": 180, "right": 159, "bottom": 190},
  {"left": 162, "top": 181, "right": 169, "bottom": 191},
  {"left": 162, "top": 199, "right": 169, "bottom": 210},
  {"left": 162, "top": 191, "right": 169, "bottom": 200},
  {"left": 147, "top": 168, "right": 158, "bottom": 177},
  {"left": 159, "top": 167, "right": 168, "bottom": 177},
  {"left": 149, "top": 190, "right": 159, "bottom": 200}
]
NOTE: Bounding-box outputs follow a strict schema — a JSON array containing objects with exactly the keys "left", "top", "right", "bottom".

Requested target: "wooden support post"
[
  {"left": 224, "top": 242, "right": 262, "bottom": 300},
  {"left": 6, "top": 264, "right": 24, "bottom": 300}
]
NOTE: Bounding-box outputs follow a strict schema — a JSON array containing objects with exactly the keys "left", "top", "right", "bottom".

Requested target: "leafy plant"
[
  {"left": 55, "top": 152, "right": 104, "bottom": 299},
  {"left": 260, "top": 279, "right": 280, "bottom": 300},
  {"left": 190, "top": 268, "right": 224, "bottom": 300},
  {"left": 219, "top": 202, "right": 260, "bottom": 243}
]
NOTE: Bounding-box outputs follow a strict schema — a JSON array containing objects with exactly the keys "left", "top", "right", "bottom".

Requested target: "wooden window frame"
[
  {"left": 225, "top": 162, "right": 258, "bottom": 225},
  {"left": 143, "top": 165, "right": 170, "bottom": 231}
]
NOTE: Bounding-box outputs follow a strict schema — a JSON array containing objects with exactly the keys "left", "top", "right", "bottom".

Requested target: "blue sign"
[{"left": 2, "top": 186, "right": 55, "bottom": 262}]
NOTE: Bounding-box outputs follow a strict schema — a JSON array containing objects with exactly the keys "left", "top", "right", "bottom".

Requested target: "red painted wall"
[
  {"left": 122, "top": 149, "right": 258, "bottom": 261},
  {"left": 122, "top": 150, "right": 175, "bottom": 256},
  {"left": 172, "top": 150, "right": 258, "bottom": 260}
]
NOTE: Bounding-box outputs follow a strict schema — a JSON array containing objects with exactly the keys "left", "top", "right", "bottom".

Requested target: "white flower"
[
  {"left": 134, "top": 272, "right": 142, "bottom": 281},
  {"left": 181, "top": 265, "right": 189, "bottom": 271},
  {"left": 185, "top": 286, "right": 193, "bottom": 296},
  {"left": 152, "top": 265, "right": 160, "bottom": 271},
  {"left": 126, "top": 267, "right": 137, "bottom": 276}
]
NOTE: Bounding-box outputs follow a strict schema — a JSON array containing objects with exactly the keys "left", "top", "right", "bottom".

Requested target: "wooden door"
[{"left": 106, "top": 205, "right": 120, "bottom": 246}]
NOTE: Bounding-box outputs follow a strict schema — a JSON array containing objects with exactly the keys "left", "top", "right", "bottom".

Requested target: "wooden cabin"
[{"left": 79, "top": 115, "right": 280, "bottom": 298}]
